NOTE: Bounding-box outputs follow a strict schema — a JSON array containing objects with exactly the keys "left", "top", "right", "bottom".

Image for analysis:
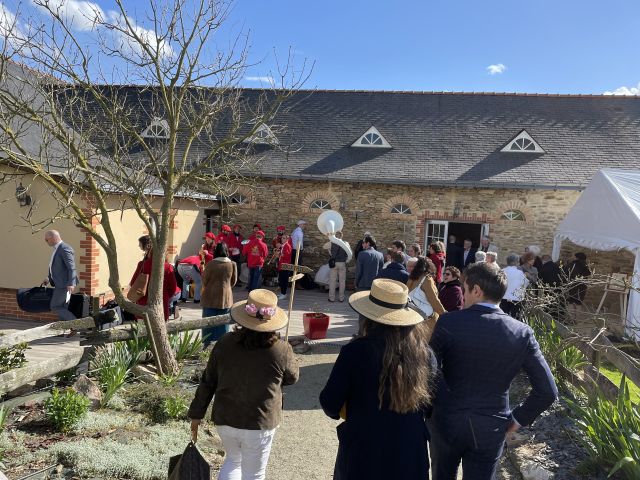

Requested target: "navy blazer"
[
  {"left": 355, "top": 249, "right": 384, "bottom": 290},
  {"left": 48, "top": 242, "right": 78, "bottom": 288},
  {"left": 462, "top": 248, "right": 477, "bottom": 268},
  {"left": 375, "top": 262, "right": 409, "bottom": 284},
  {"left": 429, "top": 304, "right": 557, "bottom": 427}
]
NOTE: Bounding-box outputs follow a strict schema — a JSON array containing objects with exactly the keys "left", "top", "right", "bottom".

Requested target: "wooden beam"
[
  {"left": 0, "top": 348, "right": 88, "bottom": 396},
  {"left": 0, "top": 313, "right": 115, "bottom": 348},
  {"left": 81, "top": 314, "right": 231, "bottom": 345}
]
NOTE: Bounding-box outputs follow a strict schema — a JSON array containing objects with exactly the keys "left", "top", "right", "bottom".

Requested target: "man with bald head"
[{"left": 43, "top": 230, "right": 78, "bottom": 321}]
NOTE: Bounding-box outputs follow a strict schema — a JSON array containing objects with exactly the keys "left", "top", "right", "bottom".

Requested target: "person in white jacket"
[{"left": 500, "top": 253, "right": 529, "bottom": 319}]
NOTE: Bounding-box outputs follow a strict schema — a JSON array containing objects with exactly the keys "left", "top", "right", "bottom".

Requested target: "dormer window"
[
  {"left": 352, "top": 126, "right": 391, "bottom": 148},
  {"left": 243, "top": 124, "right": 278, "bottom": 145},
  {"left": 501, "top": 130, "right": 544, "bottom": 153},
  {"left": 141, "top": 118, "right": 169, "bottom": 139}
]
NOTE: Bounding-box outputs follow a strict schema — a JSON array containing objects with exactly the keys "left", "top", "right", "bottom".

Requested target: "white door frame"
[{"left": 425, "top": 220, "right": 449, "bottom": 248}]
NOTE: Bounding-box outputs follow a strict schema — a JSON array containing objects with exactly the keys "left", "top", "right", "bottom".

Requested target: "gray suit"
[{"left": 48, "top": 242, "right": 79, "bottom": 321}]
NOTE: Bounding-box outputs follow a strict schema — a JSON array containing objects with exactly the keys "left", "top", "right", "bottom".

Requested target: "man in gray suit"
[
  {"left": 355, "top": 235, "right": 384, "bottom": 291},
  {"left": 43, "top": 230, "right": 78, "bottom": 321}
]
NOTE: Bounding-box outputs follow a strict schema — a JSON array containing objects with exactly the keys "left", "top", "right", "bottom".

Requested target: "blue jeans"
[
  {"left": 202, "top": 307, "right": 231, "bottom": 346},
  {"left": 248, "top": 267, "right": 262, "bottom": 292}
]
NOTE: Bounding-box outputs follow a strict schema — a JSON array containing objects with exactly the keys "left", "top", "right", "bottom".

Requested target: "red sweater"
[
  {"left": 131, "top": 253, "right": 177, "bottom": 320},
  {"left": 278, "top": 240, "right": 293, "bottom": 271},
  {"left": 226, "top": 233, "right": 244, "bottom": 256},
  {"left": 429, "top": 252, "right": 446, "bottom": 283},
  {"left": 242, "top": 238, "right": 269, "bottom": 268}
]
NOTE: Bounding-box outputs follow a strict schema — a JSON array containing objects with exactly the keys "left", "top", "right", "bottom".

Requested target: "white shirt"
[
  {"left": 49, "top": 241, "right": 62, "bottom": 276},
  {"left": 291, "top": 227, "right": 304, "bottom": 250},
  {"left": 502, "top": 266, "right": 529, "bottom": 302}
]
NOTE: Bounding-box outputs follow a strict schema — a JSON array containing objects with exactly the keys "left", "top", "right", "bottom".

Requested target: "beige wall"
[
  {"left": 94, "top": 197, "right": 209, "bottom": 295},
  {"left": 0, "top": 171, "right": 84, "bottom": 290}
]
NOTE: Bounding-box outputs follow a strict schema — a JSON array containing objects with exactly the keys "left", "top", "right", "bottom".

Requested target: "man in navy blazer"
[
  {"left": 43, "top": 230, "right": 79, "bottom": 321},
  {"left": 428, "top": 262, "right": 557, "bottom": 479},
  {"left": 461, "top": 238, "right": 477, "bottom": 269}
]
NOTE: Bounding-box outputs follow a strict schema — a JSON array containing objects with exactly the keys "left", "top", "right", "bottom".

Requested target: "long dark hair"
[
  {"left": 408, "top": 255, "right": 436, "bottom": 281},
  {"left": 215, "top": 242, "right": 229, "bottom": 258},
  {"left": 362, "top": 319, "right": 433, "bottom": 414},
  {"left": 233, "top": 325, "right": 279, "bottom": 349}
]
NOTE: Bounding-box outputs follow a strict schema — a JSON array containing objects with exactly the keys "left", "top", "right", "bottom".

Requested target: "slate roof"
[
  {"left": 59, "top": 86, "right": 640, "bottom": 190},
  {"left": 246, "top": 89, "right": 640, "bottom": 190}
]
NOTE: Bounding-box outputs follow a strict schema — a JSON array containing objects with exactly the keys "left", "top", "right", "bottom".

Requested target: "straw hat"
[
  {"left": 349, "top": 279, "right": 424, "bottom": 326},
  {"left": 230, "top": 289, "right": 288, "bottom": 332}
]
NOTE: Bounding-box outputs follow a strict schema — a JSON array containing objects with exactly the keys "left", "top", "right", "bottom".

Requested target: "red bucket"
[{"left": 303, "top": 312, "right": 330, "bottom": 340}]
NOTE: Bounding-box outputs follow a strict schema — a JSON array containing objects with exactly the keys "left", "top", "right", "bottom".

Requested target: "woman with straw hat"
[
  {"left": 320, "top": 278, "right": 436, "bottom": 479},
  {"left": 188, "top": 289, "right": 299, "bottom": 480}
]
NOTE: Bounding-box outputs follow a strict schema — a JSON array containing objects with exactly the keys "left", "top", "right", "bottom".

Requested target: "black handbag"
[
  {"left": 329, "top": 258, "right": 336, "bottom": 269},
  {"left": 16, "top": 286, "right": 54, "bottom": 313},
  {"left": 168, "top": 442, "right": 210, "bottom": 480}
]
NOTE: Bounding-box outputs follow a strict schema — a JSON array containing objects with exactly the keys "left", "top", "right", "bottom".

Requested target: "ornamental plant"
[{"left": 44, "top": 388, "right": 90, "bottom": 433}]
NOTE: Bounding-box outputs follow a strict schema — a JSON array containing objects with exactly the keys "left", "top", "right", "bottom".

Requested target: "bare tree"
[{"left": 0, "top": 0, "right": 308, "bottom": 374}]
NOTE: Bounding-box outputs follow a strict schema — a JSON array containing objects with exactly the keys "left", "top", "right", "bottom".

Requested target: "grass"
[{"left": 599, "top": 363, "right": 640, "bottom": 404}]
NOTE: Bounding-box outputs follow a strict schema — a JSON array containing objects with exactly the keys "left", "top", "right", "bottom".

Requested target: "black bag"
[
  {"left": 94, "top": 301, "right": 123, "bottom": 331},
  {"left": 329, "top": 258, "right": 336, "bottom": 269},
  {"left": 16, "top": 287, "right": 54, "bottom": 313},
  {"left": 168, "top": 442, "right": 210, "bottom": 480},
  {"left": 68, "top": 293, "right": 90, "bottom": 318}
]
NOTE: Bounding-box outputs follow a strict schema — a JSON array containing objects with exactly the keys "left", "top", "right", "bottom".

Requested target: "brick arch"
[
  {"left": 496, "top": 199, "right": 535, "bottom": 225},
  {"left": 227, "top": 186, "right": 257, "bottom": 210},
  {"left": 302, "top": 190, "right": 340, "bottom": 212},
  {"left": 381, "top": 194, "right": 420, "bottom": 219}
]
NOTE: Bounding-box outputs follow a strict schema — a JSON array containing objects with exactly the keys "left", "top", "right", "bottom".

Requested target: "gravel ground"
[{"left": 264, "top": 344, "right": 517, "bottom": 480}]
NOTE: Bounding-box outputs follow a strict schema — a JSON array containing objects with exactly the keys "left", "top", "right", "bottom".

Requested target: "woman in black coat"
[{"left": 320, "top": 278, "right": 436, "bottom": 479}]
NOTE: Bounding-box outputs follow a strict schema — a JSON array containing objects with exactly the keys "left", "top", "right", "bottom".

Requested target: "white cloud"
[
  {"left": 486, "top": 63, "right": 506, "bottom": 75},
  {"left": 106, "top": 11, "right": 174, "bottom": 61},
  {"left": 245, "top": 75, "right": 275, "bottom": 86},
  {"left": 31, "top": 0, "right": 104, "bottom": 31},
  {"left": 0, "top": 4, "right": 30, "bottom": 50},
  {"left": 604, "top": 83, "right": 640, "bottom": 96}
]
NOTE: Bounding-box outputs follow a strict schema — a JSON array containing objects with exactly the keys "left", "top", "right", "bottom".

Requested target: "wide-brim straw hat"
[
  {"left": 349, "top": 278, "right": 424, "bottom": 326},
  {"left": 230, "top": 289, "right": 289, "bottom": 332}
]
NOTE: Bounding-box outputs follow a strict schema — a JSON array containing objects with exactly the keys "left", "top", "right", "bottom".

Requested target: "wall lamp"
[
  {"left": 16, "top": 183, "right": 32, "bottom": 207},
  {"left": 453, "top": 201, "right": 462, "bottom": 218}
]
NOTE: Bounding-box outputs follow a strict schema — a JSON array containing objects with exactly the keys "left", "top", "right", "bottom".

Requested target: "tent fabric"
[{"left": 551, "top": 169, "right": 640, "bottom": 340}]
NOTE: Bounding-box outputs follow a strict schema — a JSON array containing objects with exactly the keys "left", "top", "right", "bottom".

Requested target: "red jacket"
[
  {"left": 131, "top": 253, "right": 177, "bottom": 320},
  {"left": 429, "top": 252, "right": 446, "bottom": 283},
  {"left": 278, "top": 240, "right": 293, "bottom": 271},
  {"left": 242, "top": 238, "right": 269, "bottom": 268},
  {"left": 226, "top": 232, "right": 244, "bottom": 256},
  {"left": 216, "top": 233, "right": 227, "bottom": 244}
]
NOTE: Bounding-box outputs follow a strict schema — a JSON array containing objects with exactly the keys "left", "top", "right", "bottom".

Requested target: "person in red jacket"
[
  {"left": 428, "top": 242, "right": 447, "bottom": 283},
  {"left": 276, "top": 234, "right": 293, "bottom": 300},
  {"left": 216, "top": 224, "right": 231, "bottom": 244},
  {"left": 242, "top": 230, "right": 269, "bottom": 292},
  {"left": 177, "top": 255, "right": 205, "bottom": 303},
  {"left": 248, "top": 223, "right": 262, "bottom": 240},
  {"left": 201, "top": 232, "right": 217, "bottom": 259},
  {"left": 272, "top": 225, "right": 286, "bottom": 250},
  {"left": 226, "top": 224, "right": 244, "bottom": 276}
]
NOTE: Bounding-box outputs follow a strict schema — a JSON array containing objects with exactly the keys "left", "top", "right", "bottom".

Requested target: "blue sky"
[{"left": 1, "top": 0, "right": 639, "bottom": 94}]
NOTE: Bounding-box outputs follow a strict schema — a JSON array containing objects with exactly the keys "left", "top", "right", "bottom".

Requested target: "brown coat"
[
  {"left": 201, "top": 257, "right": 237, "bottom": 309},
  {"left": 406, "top": 274, "right": 446, "bottom": 332},
  {"left": 188, "top": 331, "right": 299, "bottom": 430}
]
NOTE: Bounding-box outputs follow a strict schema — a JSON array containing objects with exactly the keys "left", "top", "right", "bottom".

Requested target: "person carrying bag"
[{"left": 406, "top": 256, "right": 446, "bottom": 333}]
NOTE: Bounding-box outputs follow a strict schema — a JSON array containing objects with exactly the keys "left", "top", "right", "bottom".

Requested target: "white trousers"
[
  {"left": 217, "top": 425, "right": 276, "bottom": 480},
  {"left": 328, "top": 261, "right": 347, "bottom": 301}
]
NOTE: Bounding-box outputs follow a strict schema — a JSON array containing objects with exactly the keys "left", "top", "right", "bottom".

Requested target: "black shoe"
[
  {"left": 194, "top": 300, "right": 200, "bottom": 304},
  {"left": 180, "top": 298, "right": 187, "bottom": 303}
]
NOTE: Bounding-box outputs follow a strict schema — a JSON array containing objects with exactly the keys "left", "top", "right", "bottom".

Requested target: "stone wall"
[{"left": 221, "top": 178, "right": 635, "bottom": 328}]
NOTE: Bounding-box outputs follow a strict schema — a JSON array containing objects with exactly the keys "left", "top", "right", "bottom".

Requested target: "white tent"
[{"left": 551, "top": 168, "right": 640, "bottom": 340}]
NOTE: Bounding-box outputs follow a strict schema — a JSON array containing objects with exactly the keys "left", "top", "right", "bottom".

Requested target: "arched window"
[
  {"left": 351, "top": 126, "right": 391, "bottom": 148},
  {"left": 141, "top": 118, "right": 169, "bottom": 139},
  {"left": 391, "top": 204, "right": 412, "bottom": 215},
  {"left": 310, "top": 199, "right": 331, "bottom": 210},
  {"left": 361, "top": 132, "right": 383, "bottom": 146},
  {"left": 501, "top": 130, "right": 544, "bottom": 153},
  {"left": 229, "top": 193, "right": 247, "bottom": 205},
  {"left": 501, "top": 209, "right": 525, "bottom": 221}
]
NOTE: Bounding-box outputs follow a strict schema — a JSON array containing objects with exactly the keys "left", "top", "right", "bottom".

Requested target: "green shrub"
[
  {"left": 44, "top": 388, "right": 90, "bottom": 433},
  {"left": 122, "top": 383, "right": 191, "bottom": 423},
  {"left": 0, "top": 342, "right": 30, "bottom": 373},
  {"left": 90, "top": 343, "right": 132, "bottom": 407},
  {"left": 566, "top": 376, "right": 640, "bottom": 479},
  {"left": 162, "top": 397, "right": 188, "bottom": 420},
  {"left": 169, "top": 331, "right": 204, "bottom": 362},
  {"left": 526, "top": 315, "right": 588, "bottom": 375}
]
